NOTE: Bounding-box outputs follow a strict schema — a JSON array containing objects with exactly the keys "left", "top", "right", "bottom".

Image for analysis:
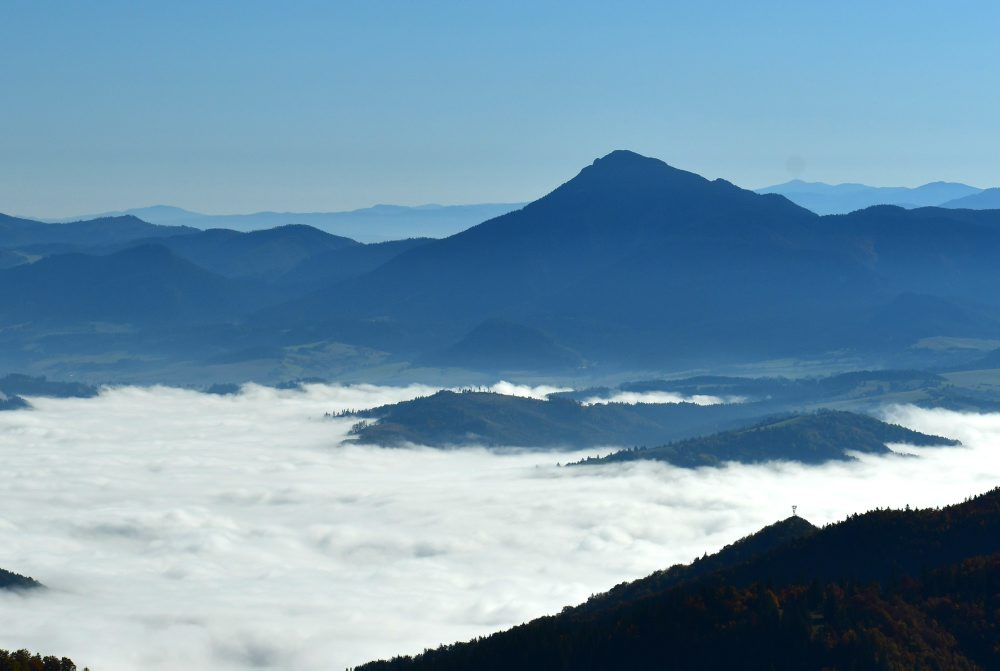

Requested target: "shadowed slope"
[{"left": 0, "top": 244, "right": 251, "bottom": 324}]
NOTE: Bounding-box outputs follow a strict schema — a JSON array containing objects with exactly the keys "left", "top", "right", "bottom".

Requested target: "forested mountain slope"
[{"left": 358, "top": 487, "right": 1000, "bottom": 671}]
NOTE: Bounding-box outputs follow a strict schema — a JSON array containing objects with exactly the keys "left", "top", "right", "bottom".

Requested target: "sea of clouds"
[
  {"left": 1, "top": 383, "right": 999, "bottom": 670},
  {"left": 581, "top": 390, "right": 740, "bottom": 405}
]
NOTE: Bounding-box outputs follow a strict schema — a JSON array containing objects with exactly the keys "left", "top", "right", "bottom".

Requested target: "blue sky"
[{"left": 2, "top": 1, "right": 998, "bottom": 217}]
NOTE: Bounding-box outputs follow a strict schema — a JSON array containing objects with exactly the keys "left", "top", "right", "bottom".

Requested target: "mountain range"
[
  {"left": 943, "top": 187, "right": 1000, "bottom": 210},
  {"left": 269, "top": 151, "right": 1000, "bottom": 371},
  {"left": 0, "top": 212, "right": 195, "bottom": 251},
  {"left": 756, "top": 179, "right": 996, "bottom": 214},
  {"left": 41, "top": 202, "right": 524, "bottom": 243},
  {"left": 5, "top": 150, "right": 1000, "bottom": 383}
]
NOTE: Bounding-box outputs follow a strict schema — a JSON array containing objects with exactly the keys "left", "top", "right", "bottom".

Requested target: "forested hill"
[
  {"left": 585, "top": 410, "right": 960, "bottom": 467},
  {"left": 577, "top": 516, "right": 820, "bottom": 616},
  {"left": 346, "top": 390, "right": 754, "bottom": 448},
  {"left": 356, "top": 487, "right": 1000, "bottom": 671},
  {"left": 348, "top": 393, "right": 959, "bottom": 467},
  {"left": 0, "top": 567, "right": 42, "bottom": 590}
]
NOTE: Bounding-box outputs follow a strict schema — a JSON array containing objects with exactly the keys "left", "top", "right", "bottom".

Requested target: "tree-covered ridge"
[
  {"left": 355, "top": 487, "right": 1000, "bottom": 671},
  {"left": 0, "top": 649, "right": 78, "bottom": 671},
  {"left": 576, "top": 516, "right": 819, "bottom": 616},
  {"left": 345, "top": 390, "right": 751, "bottom": 448},
  {"left": 348, "top": 389, "right": 960, "bottom": 467},
  {"left": 0, "top": 567, "right": 42, "bottom": 590},
  {"left": 585, "top": 410, "right": 960, "bottom": 467},
  {"left": 361, "top": 560, "right": 1000, "bottom": 671},
  {"left": 344, "top": 370, "right": 981, "bottom": 454}
]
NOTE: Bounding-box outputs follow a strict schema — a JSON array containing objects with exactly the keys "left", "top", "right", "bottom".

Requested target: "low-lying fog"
[
  {"left": 581, "top": 390, "right": 740, "bottom": 405},
  {"left": 1, "top": 384, "right": 998, "bottom": 670}
]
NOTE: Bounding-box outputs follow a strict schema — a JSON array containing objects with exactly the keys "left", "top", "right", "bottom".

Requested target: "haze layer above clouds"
[{"left": 1, "top": 385, "right": 998, "bottom": 670}]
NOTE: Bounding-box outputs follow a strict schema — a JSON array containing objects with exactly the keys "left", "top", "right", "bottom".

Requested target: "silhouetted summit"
[
  {"left": 570, "top": 149, "right": 710, "bottom": 191},
  {"left": 266, "top": 149, "right": 843, "bottom": 366}
]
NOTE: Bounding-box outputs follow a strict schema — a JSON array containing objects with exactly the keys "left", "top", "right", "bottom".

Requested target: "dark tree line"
[{"left": 0, "top": 649, "right": 79, "bottom": 671}]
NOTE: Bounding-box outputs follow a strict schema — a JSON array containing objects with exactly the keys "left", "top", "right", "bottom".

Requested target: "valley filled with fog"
[{"left": 1, "top": 384, "right": 998, "bottom": 671}]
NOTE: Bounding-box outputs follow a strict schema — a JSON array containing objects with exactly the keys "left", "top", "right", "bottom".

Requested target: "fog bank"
[
  {"left": 0, "top": 385, "right": 997, "bottom": 670},
  {"left": 581, "top": 390, "right": 741, "bottom": 406}
]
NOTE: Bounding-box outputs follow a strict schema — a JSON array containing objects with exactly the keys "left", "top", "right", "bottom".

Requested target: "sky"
[
  {"left": 1, "top": 383, "right": 998, "bottom": 670},
  {"left": 3, "top": 1, "right": 999, "bottom": 217}
]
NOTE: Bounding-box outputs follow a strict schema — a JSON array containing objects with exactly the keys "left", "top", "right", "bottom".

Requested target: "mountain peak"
[
  {"left": 589, "top": 149, "right": 689, "bottom": 175},
  {"left": 592, "top": 149, "right": 653, "bottom": 164},
  {"left": 563, "top": 150, "right": 711, "bottom": 195}
]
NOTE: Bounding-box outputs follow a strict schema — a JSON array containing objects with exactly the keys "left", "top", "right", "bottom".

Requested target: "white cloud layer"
[
  {"left": 581, "top": 390, "right": 741, "bottom": 406},
  {"left": 481, "top": 380, "right": 572, "bottom": 400},
  {"left": 0, "top": 386, "right": 998, "bottom": 670}
]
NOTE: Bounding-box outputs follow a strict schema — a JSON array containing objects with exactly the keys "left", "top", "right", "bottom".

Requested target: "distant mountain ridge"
[
  {"left": 943, "top": 187, "right": 1000, "bottom": 209},
  {"left": 756, "top": 179, "right": 984, "bottom": 214},
  {"left": 108, "top": 224, "right": 359, "bottom": 279},
  {"left": 0, "top": 212, "right": 197, "bottom": 249},
  {"left": 42, "top": 202, "right": 525, "bottom": 242}
]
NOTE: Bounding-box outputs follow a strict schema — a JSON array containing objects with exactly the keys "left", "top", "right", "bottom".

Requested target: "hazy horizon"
[
  {"left": 4, "top": 2, "right": 999, "bottom": 217},
  {"left": 10, "top": 168, "right": 994, "bottom": 224}
]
